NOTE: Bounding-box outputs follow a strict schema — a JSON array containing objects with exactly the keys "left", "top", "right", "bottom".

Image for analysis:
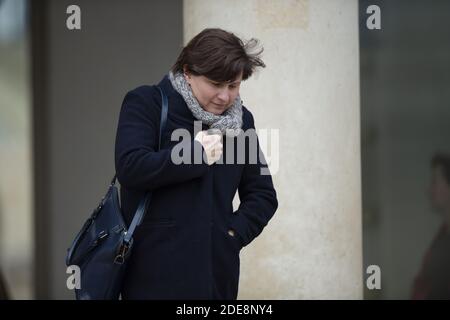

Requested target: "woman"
[{"left": 115, "top": 28, "right": 278, "bottom": 300}]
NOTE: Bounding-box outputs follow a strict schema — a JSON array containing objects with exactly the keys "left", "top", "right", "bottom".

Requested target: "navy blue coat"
[{"left": 115, "top": 74, "right": 278, "bottom": 299}]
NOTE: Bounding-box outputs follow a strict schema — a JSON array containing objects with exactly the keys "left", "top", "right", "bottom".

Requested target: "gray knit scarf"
[{"left": 169, "top": 71, "right": 243, "bottom": 137}]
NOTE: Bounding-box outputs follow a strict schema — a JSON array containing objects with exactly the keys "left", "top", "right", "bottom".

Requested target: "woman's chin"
[{"left": 203, "top": 105, "right": 226, "bottom": 115}]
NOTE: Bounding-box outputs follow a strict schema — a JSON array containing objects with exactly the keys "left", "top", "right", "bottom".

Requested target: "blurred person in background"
[
  {"left": 411, "top": 153, "right": 450, "bottom": 299},
  {"left": 0, "top": 268, "right": 9, "bottom": 299}
]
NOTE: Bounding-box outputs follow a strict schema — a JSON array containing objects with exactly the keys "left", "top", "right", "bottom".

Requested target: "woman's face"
[{"left": 183, "top": 67, "right": 242, "bottom": 115}]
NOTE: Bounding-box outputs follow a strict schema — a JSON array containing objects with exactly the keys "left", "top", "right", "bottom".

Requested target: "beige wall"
[{"left": 184, "top": 0, "right": 363, "bottom": 299}]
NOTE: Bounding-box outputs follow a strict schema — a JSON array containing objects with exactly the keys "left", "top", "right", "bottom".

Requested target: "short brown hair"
[
  {"left": 171, "top": 28, "right": 265, "bottom": 83},
  {"left": 432, "top": 153, "right": 450, "bottom": 185}
]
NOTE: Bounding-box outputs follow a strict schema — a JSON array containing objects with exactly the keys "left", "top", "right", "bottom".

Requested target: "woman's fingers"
[{"left": 194, "top": 131, "right": 223, "bottom": 165}]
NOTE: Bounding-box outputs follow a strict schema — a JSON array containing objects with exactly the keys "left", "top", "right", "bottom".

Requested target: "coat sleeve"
[
  {"left": 114, "top": 86, "right": 209, "bottom": 191},
  {"left": 229, "top": 110, "right": 278, "bottom": 248}
]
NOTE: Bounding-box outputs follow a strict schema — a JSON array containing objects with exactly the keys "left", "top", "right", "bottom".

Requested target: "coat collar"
[{"left": 158, "top": 74, "right": 179, "bottom": 98}]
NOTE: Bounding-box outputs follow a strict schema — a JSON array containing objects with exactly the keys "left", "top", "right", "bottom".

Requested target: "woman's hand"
[{"left": 194, "top": 131, "right": 223, "bottom": 165}]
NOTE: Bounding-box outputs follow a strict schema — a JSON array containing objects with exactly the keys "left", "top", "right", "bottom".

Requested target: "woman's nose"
[{"left": 217, "top": 89, "right": 230, "bottom": 104}]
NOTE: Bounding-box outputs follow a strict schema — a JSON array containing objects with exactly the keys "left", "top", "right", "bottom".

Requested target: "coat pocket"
[{"left": 225, "top": 228, "right": 243, "bottom": 253}]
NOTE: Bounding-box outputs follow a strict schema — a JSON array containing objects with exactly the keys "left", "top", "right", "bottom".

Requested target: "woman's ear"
[
  {"left": 183, "top": 72, "right": 192, "bottom": 86},
  {"left": 183, "top": 65, "right": 190, "bottom": 79}
]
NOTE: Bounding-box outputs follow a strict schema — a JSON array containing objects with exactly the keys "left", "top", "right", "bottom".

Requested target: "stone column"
[{"left": 184, "top": 0, "right": 363, "bottom": 299}]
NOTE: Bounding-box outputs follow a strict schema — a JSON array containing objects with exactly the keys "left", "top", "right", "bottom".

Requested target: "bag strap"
[
  {"left": 114, "top": 85, "right": 169, "bottom": 245},
  {"left": 123, "top": 86, "right": 168, "bottom": 243},
  {"left": 111, "top": 85, "right": 168, "bottom": 185}
]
